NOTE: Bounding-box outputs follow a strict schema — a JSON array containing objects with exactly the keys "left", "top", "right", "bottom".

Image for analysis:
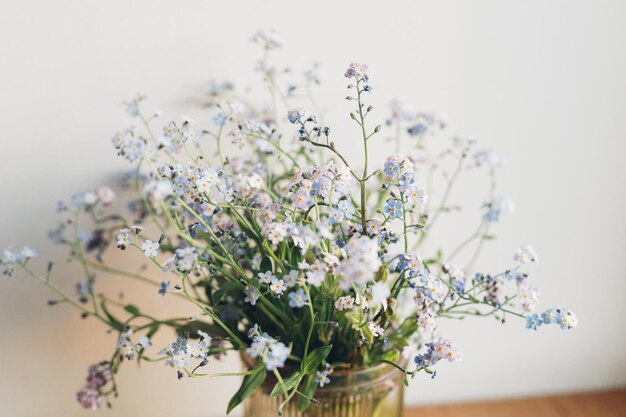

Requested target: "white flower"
[
  {"left": 95, "top": 186, "right": 116, "bottom": 206},
  {"left": 305, "top": 270, "right": 325, "bottom": 287},
  {"left": 514, "top": 245, "right": 538, "bottom": 264},
  {"left": 195, "top": 176, "right": 212, "bottom": 193},
  {"left": 198, "top": 330, "right": 212, "bottom": 344},
  {"left": 405, "top": 185, "right": 428, "bottom": 208},
  {"left": 269, "top": 278, "right": 287, "bottom": 296},
  {"left": 20, "top": 246, "right": 37, "bottom": 260},
  {"left": 368, "top": 322, "right": 384, "bottom": 337},
  {"left": 246, "top": 341, "right": 265, "bottom": 358},
  {"left": 138, "top": 336, "right": 151, "bottom": 349},
  {"left": 284, "top": 270, "right": 299, "bottom": 288},
  {"left": 172, "top": 351, "right": 191, "bottom": 368},
  {"left": 517, "top": 284, "right": 541, "bottom": 313},
  {"left": 335, "top": 296, "right": 355, "bottom": 311},
  {"left": 258, "top": 271, "right": 275, "bottom": 284},
  {"left": 366, "top": 218, "right": 382, "bottom": 235},
  {"left": 432, "top": 338, "right": 463, "bottom": 363},
  {"left": 141, "top": 240, "right": 159, "bottom": 258}
]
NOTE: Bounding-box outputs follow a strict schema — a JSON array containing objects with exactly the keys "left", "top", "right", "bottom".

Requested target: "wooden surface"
[{"left": 404, "top": 389, "right": 626, "bottom": 417}]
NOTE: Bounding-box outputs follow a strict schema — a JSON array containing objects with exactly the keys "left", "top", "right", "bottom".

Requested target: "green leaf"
[
  {"left": 482, "top": 234, "right": 497, "bottom": 240},
  {"left": 174, "top": 321, "right": 228, "bottom": 340},
  {"left": 301, "top": 345, "right": 332, "bottom": 374},
  {"left": 388, "top": 317, "right": 418, "bottom": 348},
  {"left": 259, "top": 256, "right": 273, "bottom": 273},
  {"left": 376, "top": 265, "right": 388, "bottom": 282},
  {"left": 210, "top": 280, "right": 240, "bottom": 304},
  {"left": 270, "top": 371, "right": 301, "bottom": 397},
  {"left": 297, "top": 373, "right": 318, "bottom": 412},
  {"left": 100, "top": 300, "right": 124, "bottom": 331},
  {"left": 382, "top": 349, "right": 400, "bottom": 363},
  {"left": 146, "top": 322, "right": 160, "bottom": 338},
  {"left": 289, "top": 246, "right": 301, "bottom": 266},
  {"left": 345, "top": 311, "right": 366, "bottom": 326},
  {"left": 227, "top": 364, "right": 266, "bottom": 414},
  {"left": 360, "top": 323, "right": 374, "bottom": 345},
  {"left": 124, "top": 304, "right": 141, "bottom": 316}
]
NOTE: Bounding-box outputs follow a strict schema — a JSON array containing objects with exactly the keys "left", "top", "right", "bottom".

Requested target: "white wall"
[{"left": 1, "top": 1, "right": 625, "bottom": 416}]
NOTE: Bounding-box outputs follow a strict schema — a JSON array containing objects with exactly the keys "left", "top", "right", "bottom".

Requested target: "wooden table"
[{"left": 404, "top": 389, "right": 626, "bottom": 417}]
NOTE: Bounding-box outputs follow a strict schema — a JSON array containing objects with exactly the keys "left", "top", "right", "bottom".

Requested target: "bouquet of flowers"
[{"left": 1, "top": 31, "right": 576, "bottom": 414}]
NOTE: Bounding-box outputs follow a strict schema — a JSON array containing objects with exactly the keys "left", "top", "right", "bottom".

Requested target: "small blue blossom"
[
  {"left": 220, "top": 187, "right": 235, "bottom": 202},
  {"left": 116, "top": 229, "right": 130, "bottom": 249},
  {"left": 283, "top": 270, "right": 299, "bottom": 288},
  {"left": 484, "top": 198, "right": 513, "bottom": 223},
  {"left": 141, "top": 240, "right": 159, "bottom": 258},
  {"left": 182, "top": 126, "right": 201, "bottom": 143},
  {"left": 383, "top": 199, "right": 403, "bottom": 219},
  {"left": 526, "top": 314, "right": 542, "bottom": 330},
  {"left": 383, "top": 161, "right": 399, "bottom": 178},
  {"left": 344, "top": 63, "right": 368, "bottom": 80},
  {"left": 407, "top": 123, "right": 427, "bottom": 136},
  {"left": 514, "top": 245, "right": 538, "bottom": 264},
  {"left": 162, "top": 122, "right": 179, "bottom": 138},
  {"left": 484, "top": 206, "right": 501, "bottom": 223},
  {"left": 395, "top": 255, "right": 409, "bottom": 273},
  {"left": 258, "top": 271, "right": 275, "bottom": 284},
  {"left": 123, "top": 140, "right": 144, "bottom": 162},
  {"left": 2, "top": 248, "right": 18, "bottom": 264},
  {"left": 173, "top": 177, "right": 189, "bottom": 196},
  {"left": 269, "top": 277, "right": 287, "bottom": 296},
  {"left": 265, "top": 342, "right": 290, "bottom": 371},
  {"left": 399, "top": 172, "right": 415, "bottom": 189},
  {"left": 287, "top": 108, "right": 314, "bottom": 124},
  {"left": 451, "top": 277, "right": 466, "bottom": 293},
  {"left": 138, "top": 336, "right": 151, "bottom": 349},
  {"left": 171, "top": 336, "right": 187, "bottom": 354},
  {"left": 158, "top": 281, "right": 170, "bottom": 296},
  {"left": 555, "top": 308, "right": 578, "bottom": 330},
  {"left": 288, "top": 108, "right": 305, "bottom": 124},
  {"left": 213, "top": 113, "right": 228, "bottom": 127},
  {"left": 124, "top": 98, "right": 141, "bottom": 117},
  {"left": 504, "top": 269, "right": 517, "bottom": 281},
  {"left": 328, "top": 208, "right": 344, "bottom": 224},
  {"left": 310, "top": 180, "right": 323, "bottom": 196},
  {"left": 244, "top": 287, "right": 259, "bottom": 305},
  {"left": 338, "top": 200, "right": 355, "bottom": 218},
  {"left": 288, "top": 288, "right": 309, "bottom": 308},
  {"left": 541, "top": 308, "right": 556, "bottom": 324},
  {"left": 246, "top": 340, "right": 265, "bottom": 359},
  {"left": 20, "top": 246, "right": 37, "bottom": 260},
  {"left": 316, "top": 369, "right": 331, "bottom": 387},
  {"left": 414, "top": 354, "right": 429, "bottom": 368},
  {"left": 172, "top": 351, "right": 191, "bottom": 368}
]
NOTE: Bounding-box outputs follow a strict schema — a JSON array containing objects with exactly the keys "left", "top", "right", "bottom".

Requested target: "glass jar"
[{"left": 242, "top": 356, "right": 405, "bottom": 417}]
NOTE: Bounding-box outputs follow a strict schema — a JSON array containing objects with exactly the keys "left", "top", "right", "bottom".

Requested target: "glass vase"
[{"left": 242, "top": 358, "right": 405, "bottom": 417}]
